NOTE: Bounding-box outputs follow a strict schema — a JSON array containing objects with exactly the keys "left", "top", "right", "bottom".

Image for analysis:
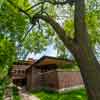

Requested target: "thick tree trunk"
[
  {"left": 70, "top": 43, "right": 100, "bottom": 100},
  {"left": 73, "top": 0, "right": 100, "bottom": 99}
]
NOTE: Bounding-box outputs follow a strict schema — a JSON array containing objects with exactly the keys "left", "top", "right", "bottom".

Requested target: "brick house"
[{"left": 11, "top": 56, "right": 84, "bottom": 92}]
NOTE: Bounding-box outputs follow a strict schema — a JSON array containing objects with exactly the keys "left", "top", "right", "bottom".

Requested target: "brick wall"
[
  {"left": 43, "top": 70, "right": 59, "bottom": 90},
  {"left": 57, "top": 70, "right": 84, "bottom": 89},
  {"left": 43, "top": 69, "right": 84, "bottom": 91},
  {"left": 26, "top": 67, "right": 40, "bottom": 90},
  {"left": 26, "top": 68, "right": 84, "bottom": 91}
]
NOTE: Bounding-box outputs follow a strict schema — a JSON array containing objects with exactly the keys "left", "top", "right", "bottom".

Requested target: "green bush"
[
  {"left": 0, "top": 77, "right": 10, "bottom": 100},
  {"left": 12, "top": 86, "right": 21, "bottom": 100}
]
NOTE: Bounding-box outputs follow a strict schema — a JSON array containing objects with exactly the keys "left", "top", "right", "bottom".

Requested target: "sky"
[
  {"left": 26, "top": 44, "right": 57, "bottom": 59},
  {"left": 26, "top": 44, "right": 100, "bottom": 62}
]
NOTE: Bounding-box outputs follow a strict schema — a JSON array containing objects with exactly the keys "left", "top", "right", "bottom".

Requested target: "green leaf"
[
  {"left": 0, "top": 0, "right": 5, "bottom": 8},
  {"left": 17, "top": 0, "right": 24, "bottom": 8}
]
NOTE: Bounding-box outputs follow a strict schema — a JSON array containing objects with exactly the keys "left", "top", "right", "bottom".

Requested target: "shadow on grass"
[{"left": 32, "top": 88, "right": 88, "bottom": 100}]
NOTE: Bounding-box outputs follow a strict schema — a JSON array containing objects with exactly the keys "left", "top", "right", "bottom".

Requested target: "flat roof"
[
  {"left": 34, "top": 56, "right": 74, "bottom": 66},
  {"left": 12, "top": 56, "right": 74, "bottom": 70}
]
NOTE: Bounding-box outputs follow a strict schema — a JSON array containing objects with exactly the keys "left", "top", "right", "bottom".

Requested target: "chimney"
[{"left": 27, "top": 58, "right": 36, "bottom": 64}]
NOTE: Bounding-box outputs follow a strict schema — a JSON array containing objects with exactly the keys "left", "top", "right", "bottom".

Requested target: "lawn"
[{"left": 32, "top": 88, "right": 88, "bottom": 100}]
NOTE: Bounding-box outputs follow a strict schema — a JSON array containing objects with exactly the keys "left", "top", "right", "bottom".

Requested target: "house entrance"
[{"left": 13, "top": 79, "right": 26, "bottom": 86}]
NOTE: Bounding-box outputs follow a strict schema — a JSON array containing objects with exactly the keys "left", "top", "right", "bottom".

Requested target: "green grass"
[{"left": 32, "top": 89, "right": 88, "bottom": 100}]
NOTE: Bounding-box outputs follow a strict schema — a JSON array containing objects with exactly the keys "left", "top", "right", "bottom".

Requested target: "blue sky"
[{"left": 26, "top": 45, "right": 57, "bottom": 59}]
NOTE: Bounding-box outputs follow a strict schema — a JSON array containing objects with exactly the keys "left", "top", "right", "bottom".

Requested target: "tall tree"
[{"left": 1, "top": 0, "right": 100, "bottom": 99}]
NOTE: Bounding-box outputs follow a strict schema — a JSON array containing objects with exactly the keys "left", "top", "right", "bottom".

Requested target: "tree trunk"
[
  {"left": 73, "top": 0, "right": 100, "bottom": 99},
  {"left": 70, "top": 43, "right": 100, "bottom": 100}
]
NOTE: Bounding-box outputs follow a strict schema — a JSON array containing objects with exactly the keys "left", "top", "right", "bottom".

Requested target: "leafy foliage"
[
  {"left": 64, "top": 19, "right": 74, "bottom": 39},
  {"left": 0, "top": 76, "right": 11, "bottom": 100},
  {"left": 0, "top": 2, "right": 28, "bottom": 42},
  {"left": 23, "top": 31, "right": 49, "bottom": 53},
  {"left": 86, "top": 10, "right": 100, "bottom": 46},
  {"left": 0, "top": 35, "right": 16, "bottom": 80},
  {"left": 1, "top": 0, "right": 99, "bottom": 57},
  {"left": 0, "top": 0, "right": 5, "bottom": 8},
  {"left": 12, "top": 86, "right": 21, "bottom": 100}
]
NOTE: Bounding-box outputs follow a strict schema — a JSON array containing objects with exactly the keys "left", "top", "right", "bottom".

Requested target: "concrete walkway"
[{"left": 18, "top": 87, "right": 40, "bottom": 100}]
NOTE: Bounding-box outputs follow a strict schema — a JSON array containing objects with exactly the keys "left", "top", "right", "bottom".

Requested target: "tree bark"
[
  {"left": 69, "top": 43, "right": 100, "bottom": 100},
  {"left": 73, "top": 0, "right": 100, "bottom": 99}
]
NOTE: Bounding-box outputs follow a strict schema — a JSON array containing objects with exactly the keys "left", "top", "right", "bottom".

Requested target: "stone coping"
[{"left": 31, "top": 85, "right": 84, "bottom": 93}]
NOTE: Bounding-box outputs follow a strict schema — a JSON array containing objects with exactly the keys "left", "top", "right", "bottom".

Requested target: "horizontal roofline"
[
  {"left": 13, "top": 56, "right": 75, "bottom": 71},
  {"left": 34, "top": 56, "right": 74, "bottom": 65}
]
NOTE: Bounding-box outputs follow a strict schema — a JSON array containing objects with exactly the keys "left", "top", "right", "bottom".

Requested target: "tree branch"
[
  {"left": 45, "top": 0, "right": 75, "bottom": 5},
  {"left": 25, "top": 2, "right": 42, "bottom": 11},
  {"left": 21, "top": 24, "right": 34, "bottom": 42},
  {"left": 7, "top": 0, "right": 31, "bottom": 19},
  {"left": 32, "top": 14, "right": 75, "bottom": 49},
  {"left": 26, "top": 0, "right": 75, "bottom": 11}
]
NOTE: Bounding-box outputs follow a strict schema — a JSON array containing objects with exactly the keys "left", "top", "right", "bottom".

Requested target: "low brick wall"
[
  {"left": 42, "top": 69, "right": 84, "bottom": 92},
  {"left": 27, "top": 69, "right": 84, "bottom": 92},
  {"left": 57, "top": 70, "right": 83, "bottom": 89},
  {"left": 43, "top": 70, "right": 59, "bottom": 89}
]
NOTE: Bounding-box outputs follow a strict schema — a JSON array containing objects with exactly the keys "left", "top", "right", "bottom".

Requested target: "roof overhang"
[{"left": 34, "top": 56, "right": 74, "bottom": 66}]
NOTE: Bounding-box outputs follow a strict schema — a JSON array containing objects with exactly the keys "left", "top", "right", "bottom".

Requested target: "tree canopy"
[
  {"left": 0, "top": 0, "right": 99, "bottom": 59},
  {"left": 0, "top": 1, "right": 99, "bottom": 63}
]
